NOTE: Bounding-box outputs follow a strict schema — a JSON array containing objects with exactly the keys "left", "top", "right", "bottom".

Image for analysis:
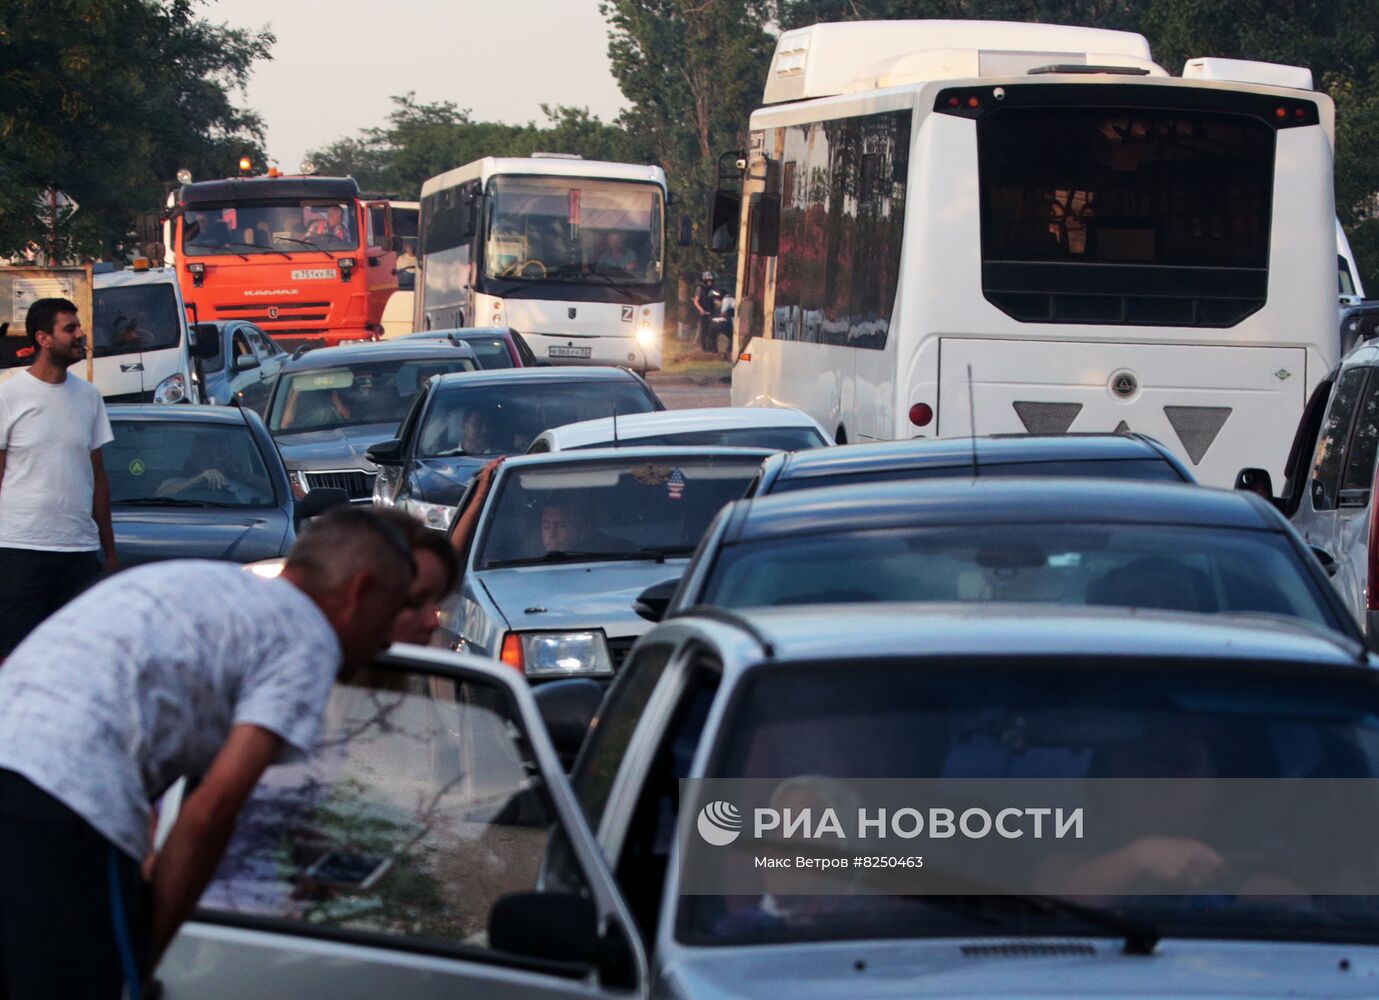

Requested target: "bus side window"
[{"left": 748, "top": 192, "right": 780, "bottom": 257}]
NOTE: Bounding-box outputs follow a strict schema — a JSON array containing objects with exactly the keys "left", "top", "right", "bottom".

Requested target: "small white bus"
[
  {"left": 416, "top": 155, "right": 668, "bottom": 371},
  {"left": 721, "top": 20, "right": 1338, "bottom": 486}
]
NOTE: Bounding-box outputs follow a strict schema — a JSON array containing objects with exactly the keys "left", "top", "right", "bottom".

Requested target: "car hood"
[
  {"left": 476, "top": 559, "right": 688, "bottom": 634},
  {"left": 663, "top": 938, "right": 1379, "bottom": 999},
  {"left": 112, "top": 508, "right": 291, "bottom": 566},
  {"left": 274, "top": 422, "right": 397, "bottom": 471},
  {"left": 413, "top": 456, "right": 491, "bottom": 506}
]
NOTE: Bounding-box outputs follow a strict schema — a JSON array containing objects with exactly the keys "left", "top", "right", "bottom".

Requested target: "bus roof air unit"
[
  {"left": 763, "top": 20, "right": 1163, "bottom": 104},
  {"left": 1182, "top": 58, "right": 1314, "bottom": 91}
]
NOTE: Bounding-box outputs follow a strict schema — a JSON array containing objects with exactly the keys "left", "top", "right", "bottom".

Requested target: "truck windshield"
[
  {"left": 92, "top": 284, "right": 182, "bottom": 358},
  {"left": 482, "top": 177, "right": 663, "bottom": 285},
  {"left": 182, "top": 200, "right": 359, "bottom": 254}
]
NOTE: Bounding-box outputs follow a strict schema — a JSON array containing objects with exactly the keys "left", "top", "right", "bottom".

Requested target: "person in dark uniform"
[{"left": 694, "top": 271, "right": 720, "bottom": 354}]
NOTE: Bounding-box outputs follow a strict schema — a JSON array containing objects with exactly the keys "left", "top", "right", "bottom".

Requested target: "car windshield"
[
  {"left": 681, "top": 659, "right": 1379, "bottom": 945},
  {"left": 769, "top": 458, "right": 1184, "bottom": 493},
  {"left": 476, "top": 457, "right": 761, "bottom": 569},
  {"left": 571, "top": 426, "right": 827, "bottom": 451},
  {"left": 92, "top": 284, "right": 181, "bottom": 357},
  {"left": 702, "top": 524, "right": 1342, "bottom": 633},
  {"left": 104, "top": 422, "right": 275, "bottom": 508},
  {"left": 270, "top": 358, "right": 475, "bottom": 433},
  {"left": 419, "top": 381, "right": 656, "bottom": 458},
  {"left": 182, "top": 200, "right": 359, "bottom": 253},
  {"left": 483, "top": 176, "right": 663, "bottom": 285}
]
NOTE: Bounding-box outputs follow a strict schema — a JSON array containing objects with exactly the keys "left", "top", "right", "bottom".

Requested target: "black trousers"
[
  {"left": 0, "top": 769, "right": 150, "bottom": 1000},
  {"left": 0, "top": 548, "right": 101, "bottom": 657}
]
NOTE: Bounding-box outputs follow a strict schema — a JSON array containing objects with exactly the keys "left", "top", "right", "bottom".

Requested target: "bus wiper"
[
  {"left": 578, "top": 269, "right": 637, "bottom": 302},
  {"left": 185, "top": 241, "right": 249, "bottom": 262}
]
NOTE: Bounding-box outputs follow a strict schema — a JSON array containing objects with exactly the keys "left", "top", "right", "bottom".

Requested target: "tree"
[
  {"left": 601, "top": 0, "right": 776, "bottom": 317},
  {"left": 309, "top": 96, "right": 641, "bottom": 199},
  {"left": 0, "top": 0, "right": 273, "bottom": 261}
]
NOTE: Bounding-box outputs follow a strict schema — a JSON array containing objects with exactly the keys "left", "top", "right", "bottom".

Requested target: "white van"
[{"left": 87, "top": 267, "right": 200, "bottom": 403}]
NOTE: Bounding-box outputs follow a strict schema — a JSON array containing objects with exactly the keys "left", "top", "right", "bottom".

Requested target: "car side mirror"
[
  {"left": 232, "top": 353, "right": 260, "bottom": 373},
  {"left": 1234, "top": 467, "right": 1274, "bottom": 499},
  {"left": 366, "top": 438, "right": 405, "bottom": 466},
  {"left": 192, "top": 324, "right": 220, "bottom": 360},
  {"left": 489, "top": 892, "right": 600, "bottom": 967},
  {"left": 634, "top": 576, "right": 681, "bottom": 623},
  {"left": 678, "top": 213, "right": 694, "bottom": 247},
  {"left": 295, "top": 486, "right": 349, "bottom": 527},
  {"left": 533, "top": 678, "right": 605, "bottom": 772}
]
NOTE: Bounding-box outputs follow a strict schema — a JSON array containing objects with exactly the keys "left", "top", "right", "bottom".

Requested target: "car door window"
[
  {"left": 247, "top": 328, "right": 279, "bottom": 361},
  {"left": 198, "top": 661, "right": 592, "bottom": 956},
  {"left": 230, "top": 330, "right": 254, "bottom": 368},
  {"left": 1311, "top": 367, "right": 1367, "bottom": 511},
  {"left": 1341, "top": 368, "right": 1379, "bottom": 499}
]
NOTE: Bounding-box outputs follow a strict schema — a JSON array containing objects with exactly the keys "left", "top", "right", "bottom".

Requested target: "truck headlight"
[
  {"left": 405, "top": 498, "right": 456, "bottom": 531},
  {"left": 153, "top": 372, "right": 188, "bottom": 404},
  {"left": 507, "top": 630, "right": 613, "bottom": 678}
]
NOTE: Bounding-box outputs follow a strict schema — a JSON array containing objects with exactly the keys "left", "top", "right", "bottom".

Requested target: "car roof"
[
  {"left": 106, "top": 404, "right": 250, "bottom": 425},
  {"left": 93, "top": 267, "right": 179, "bottom": 289},
  {"left": 431, "top": 365, "right": 645, "bottom": 389},
  {"left": 729, "top": 477, "right": 1276, "bottom": 542},
  {"left": 673, "top": 603, "right": 1368, "bottom": 671},
  {"left": 403, "top": 327, "right": 513, "bottom": 340},
  {"left": 499, "top": 445, "right": 774, "bottom": 472},
  {"left": 768, "top": 433, "right": 1174, "bottom": 483},
  {"left": 540, "top": 407, "right": 823, "bottom": 446},
  {"left": 282, "top": 341, "right": 479, "bottom": 371}
]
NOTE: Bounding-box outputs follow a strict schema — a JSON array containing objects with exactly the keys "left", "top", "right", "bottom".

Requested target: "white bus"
[
  {"left": 416, "top": 155, "right": 668, "bottom": 370},
  {"left": 721, "top": 20, "right": 1338, "bottom": 486}
]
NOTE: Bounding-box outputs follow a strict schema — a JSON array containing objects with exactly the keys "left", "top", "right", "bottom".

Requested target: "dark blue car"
[{"left": 104, "top": 405, "right": 345, "bottom": 566}]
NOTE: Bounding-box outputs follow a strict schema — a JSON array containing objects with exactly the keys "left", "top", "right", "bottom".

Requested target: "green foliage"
[
  {"left": 308, "top": 96, "right": 643, "bottom": 198},
  {"left": 0, "top": 0, "right": 272, "bottom": 260}
]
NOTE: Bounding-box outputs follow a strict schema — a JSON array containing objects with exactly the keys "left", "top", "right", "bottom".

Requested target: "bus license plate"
[
  {"left": 549, "top": 346, "right": 592, "bottom": 359},
  {"left": 291, "top": 268, "right": 337, "bottom": 280}
]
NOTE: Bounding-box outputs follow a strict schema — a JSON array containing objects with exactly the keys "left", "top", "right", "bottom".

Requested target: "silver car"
[{"left": 436, "top": 446, "right": 770, "bottom": 679}]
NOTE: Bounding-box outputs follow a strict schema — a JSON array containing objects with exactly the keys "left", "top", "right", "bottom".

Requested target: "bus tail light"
[
  {"left": 909, "top": 403, "right": 934, "bottom": 427},
  {"left": 500, "top": 632, "right": 525, "bottom": 673}
]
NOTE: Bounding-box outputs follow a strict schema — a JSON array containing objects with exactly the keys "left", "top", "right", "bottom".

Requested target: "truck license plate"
[
  {"left": 549, "top": 346, "right": 592, "bottom": 359},
  {"left": 291, "top": 268, "right": 337, "bottom": 280}
]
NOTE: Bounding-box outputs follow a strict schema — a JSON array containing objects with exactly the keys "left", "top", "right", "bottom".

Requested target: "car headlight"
[
  {"left": 244, "top": 558, "right": 285, "bottom": 579},
  {"left": 153, "top": 372, "right": 188, "bottom": 404},
  {"left": 405, "top": 498, "right": 456, "bottom": 531},
  {"left": 288, "top": 470, "right": 309, "bottom": 500},
  {"left": 503, "top": 630, "right": 613, "bottom": 678},
  {"left": 635, "top": 322, "right": 658, "bottom": 349}
]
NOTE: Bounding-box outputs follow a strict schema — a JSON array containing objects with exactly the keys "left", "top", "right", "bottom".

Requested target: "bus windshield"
[
  {"left": 92, "top": 284, "right": 181, "bottom": 358},
  {"left": 182, "top": 200, "right": 360, "bottom": 254},
  {"left": 482, "top": 177, "right": 662, "bottom": 285}
]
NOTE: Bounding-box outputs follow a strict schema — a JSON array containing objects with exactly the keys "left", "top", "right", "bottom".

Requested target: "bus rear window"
[{"left": 978, "top": 108, "right": 1274, "bottom": 327}]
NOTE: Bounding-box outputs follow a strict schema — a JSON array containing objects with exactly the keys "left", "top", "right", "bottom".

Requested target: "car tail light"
[{"left": 500, "top": 632, "right": 525, "bottom": 673}]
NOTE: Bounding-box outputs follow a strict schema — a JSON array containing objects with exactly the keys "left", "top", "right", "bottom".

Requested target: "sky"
[{"left": 202, "top": 0, "right": 630, "bottom": 172}]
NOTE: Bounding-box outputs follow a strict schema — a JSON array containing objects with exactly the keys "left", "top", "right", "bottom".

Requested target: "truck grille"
[
  {"left": 214, "top": 302, "right": 331, "bottom": 325},
  {"left": 304, "top": 470, "right": 376, "bottom": 501}
]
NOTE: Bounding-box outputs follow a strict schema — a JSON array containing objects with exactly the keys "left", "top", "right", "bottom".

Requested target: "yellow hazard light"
[
  {"left": 238, "top": 156, "right": 253, "bottom": 174},
  {"left": 131, "top": 258, "right": 150, "bottom": 271}
]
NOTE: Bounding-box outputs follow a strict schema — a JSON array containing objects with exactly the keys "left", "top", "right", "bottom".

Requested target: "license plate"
[
  {"left": 549, "top": 346, "right": 592, "bottom": 359},
  {"left": 291, "top": 268, "right": 337, "bottom": 280}
]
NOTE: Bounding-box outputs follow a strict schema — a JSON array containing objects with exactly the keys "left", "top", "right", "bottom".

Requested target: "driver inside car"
[{"left": 155, "top": 435, "right": 266, "bottom": 504}]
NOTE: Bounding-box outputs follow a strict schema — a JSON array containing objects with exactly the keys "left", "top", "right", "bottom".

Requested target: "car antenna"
[
  {"left": 612, "top": 407, "right": 620, "bottom": 448},
  {"left": 967, "top": 363, "right": 979, "bottom": 479}
]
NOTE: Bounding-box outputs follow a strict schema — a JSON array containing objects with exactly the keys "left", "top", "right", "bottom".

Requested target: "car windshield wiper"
[
  {"left": 428, "top": 448, "right": 471, "bottom": 458},
  {"left": 484, "top": 549, "right": 646, "bottom": 569},
  {"left": 636, "top": 545, "right": 696, "bottom": 563},
  {"left": 274, "top": 237, "right": 335, "bottom": 259},
  {"left": 921, "top": 894, "right": 1160, "bottom": 956},
  {"left": 185, "top": 241, "right": 248, "bottom": 262},
  {"left": 114, "top": 497, "right": 242, "bottom": 509}
]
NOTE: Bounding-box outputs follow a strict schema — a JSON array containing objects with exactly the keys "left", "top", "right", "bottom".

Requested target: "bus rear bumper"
[{"left": 522, "top": 331, "right": 661, "bottom": 373}]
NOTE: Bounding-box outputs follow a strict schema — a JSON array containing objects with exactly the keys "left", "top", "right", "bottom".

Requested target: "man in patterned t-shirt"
[{"left": 0, "top": 507, "right": 416, "bottom": 999}]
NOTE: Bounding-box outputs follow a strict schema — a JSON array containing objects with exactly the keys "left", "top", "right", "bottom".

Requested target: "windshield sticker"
[
  {"left": 128, "top": 458, "right": 146, "bottom": 476},
  {"left": 630, "top": 464, "right": 671, "bottom": 487},
  {"left": 667, "top": 468, "right": 686, "bottom": 501}
]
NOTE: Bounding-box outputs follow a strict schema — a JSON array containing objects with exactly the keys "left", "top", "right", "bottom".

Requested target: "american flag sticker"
[{"left": 667, "top": 468, "right": 686, "bottom": 500}]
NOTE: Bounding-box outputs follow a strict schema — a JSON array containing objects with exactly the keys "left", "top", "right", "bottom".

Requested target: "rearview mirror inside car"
[
  {"left": 634, "top": 576, "right": 681, "bottom": 623},
  {"left": 366, "top": 438, "right": 405, "bottom": 466},
  {"left": 1234, "top": 467, "right": 1274, "bottom": 499}
]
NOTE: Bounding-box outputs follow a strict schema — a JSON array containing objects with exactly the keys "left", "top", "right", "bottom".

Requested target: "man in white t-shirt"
[
  {"left": 0, "top": 296, "right": 116, "bottom": 657},
  {"left": 0, "top": 506, "right": 416, "bottom": 999}
]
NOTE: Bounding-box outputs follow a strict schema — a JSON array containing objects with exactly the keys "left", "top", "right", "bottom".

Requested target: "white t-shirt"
[
  {"left": 0, "top": 369, "right": 113, "bottom": 551},
  {"left": 0, "top": 560, "right": 341, "bottom": 861}
]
